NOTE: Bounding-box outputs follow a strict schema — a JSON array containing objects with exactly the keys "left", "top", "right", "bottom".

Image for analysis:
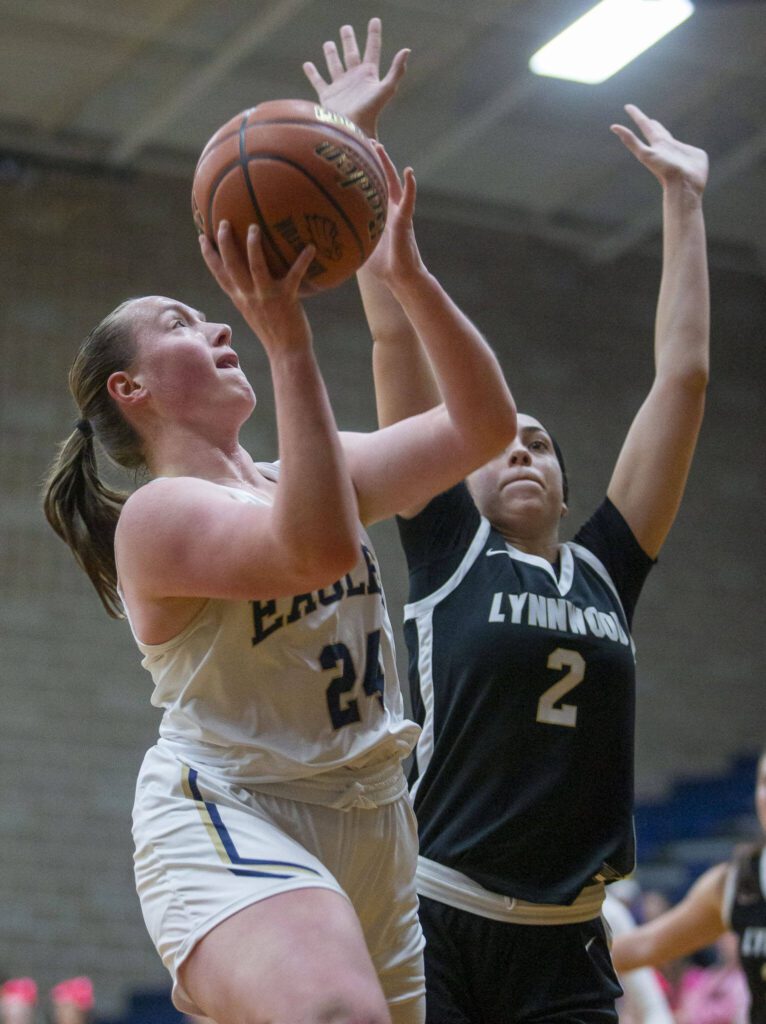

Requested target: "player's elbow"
[
  {"left": 322, "top": 534, "right": 362, "bottom": 580},
  {"left": 470, "top": 399, "right": 518, "bottom": 465},
  {"left": 660, "top": 341, "right": 709, "bottom": 394},
  {"left": 282, "top": 535, "right": 360, "bottom": 594},
  {"left": 655, "top": 364, "right": 709, "bottom": 412},
  {"left": 682, "top": 363, "right": 709, "bottom": 395}
]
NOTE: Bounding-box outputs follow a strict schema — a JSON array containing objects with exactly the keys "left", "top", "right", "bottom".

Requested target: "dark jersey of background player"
[{"left": 730, "top": 845, "right": 766, "bottom": 1023}]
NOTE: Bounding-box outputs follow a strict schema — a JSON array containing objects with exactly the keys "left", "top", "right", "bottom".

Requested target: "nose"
[
  {"left": 507, "top": 442, "right": 531, "bottom": 466},
  {"left": 211, "top": 323, "right": 232, "bottom": 347}
]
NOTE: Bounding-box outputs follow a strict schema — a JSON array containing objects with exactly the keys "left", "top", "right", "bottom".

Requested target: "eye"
[
  {"left": 529, "top": 439, "right": 549, "bottom": 452},
  {"left": 172, "top": 317, "right": 187, "bottom": 328}
]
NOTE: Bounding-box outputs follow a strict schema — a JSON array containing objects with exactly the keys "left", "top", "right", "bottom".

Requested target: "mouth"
[
  {"left": 215, "top": 351, "right": 240, "bottom": 370},
  {"left": 503, "top": 475, "right": 543, "bottom": 489}
]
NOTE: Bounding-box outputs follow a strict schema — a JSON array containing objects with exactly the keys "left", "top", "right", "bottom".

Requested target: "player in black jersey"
[
  {"left": 613, "top": 752, "right": 766, "bottom": 1024},
  {"left": 303, "top": 19, "right": 710, "bottom": 1023}
]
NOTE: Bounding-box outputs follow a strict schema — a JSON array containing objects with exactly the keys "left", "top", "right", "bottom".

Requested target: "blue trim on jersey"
[{"left": 186, "top": 768, "right": 321, "bottom": 878}]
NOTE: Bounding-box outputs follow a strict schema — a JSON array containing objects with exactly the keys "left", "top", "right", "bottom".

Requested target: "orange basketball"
[{"left": 192, "top": 99, "right": 388, "bottom": 295}]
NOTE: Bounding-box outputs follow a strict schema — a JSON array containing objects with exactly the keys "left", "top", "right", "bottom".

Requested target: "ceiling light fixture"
[{"left": 529, "top": 0, "right": 695, "bottom": 85}]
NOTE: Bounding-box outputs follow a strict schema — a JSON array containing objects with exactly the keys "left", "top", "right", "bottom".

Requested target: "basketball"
[{"left": 192, "top": 99, "right": 388, "bottom": 295}]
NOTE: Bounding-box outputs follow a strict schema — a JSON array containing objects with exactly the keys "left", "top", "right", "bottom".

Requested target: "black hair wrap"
[
  {"left": 549, "top": 434, "right": 569, "bottom": 504},
  {"left": 75, "top": 418, "right": 94, "bottom": 439}
]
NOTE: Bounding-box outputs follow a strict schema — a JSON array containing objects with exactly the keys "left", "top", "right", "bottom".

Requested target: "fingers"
[
  {"left": 624, "top": 103, "right": 648, "bottom": 127},
  {"left": 399, "top": 167, "right": 417, "bottom": 222},
  {"left": 202, "top": 220, "right": 252, "bottom": 295},
  {"left": 198, "top": 233, "right": 233, "bottom": 294},
  {"left": 371, "top": 141, "right": 403, "bottom": 203},
  {"left": 340, "top": 23, "right": 362, "bottom": 68},
  {"left": 609, "top": 124, "right": 648, "bottom": 161},
  {"left": 245, "top": 223, "right": 274, "bottom": 288},
  {"left": 380, "top": 48, "right": 410, "bottom": 95},
  {"left": 361, "top": 17, "right": 382, "bottom": 67},
  {"left": 246, "top": 223, "right": 314, "bottom": 300},
  {"left": 215, "top": 220, "right": 255, "bottom": 294},
  {"left": 302, "top": 60, "right": 327, "bottom": 93},
  {"left": 284, "top": 244, "right": 317, "bottom": 296},
  {"left": 322, "top": 39, "right": 344, "bottom": 80},
  {"left": 624, "top": 103, "right": 672, "bottom": 143}
]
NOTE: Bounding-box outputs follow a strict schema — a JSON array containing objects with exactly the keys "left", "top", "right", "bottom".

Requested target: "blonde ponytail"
[{"left": 43, "top": 299, "right": 144, "bottom": 617}]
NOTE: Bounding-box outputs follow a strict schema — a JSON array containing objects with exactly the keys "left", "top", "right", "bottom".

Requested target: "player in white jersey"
[
  {"left": 304, "top": 19, "right": 710, "bottom": 1022},
  {"left": 42, "top": 126, "right": 517, "bottom": 1023}
]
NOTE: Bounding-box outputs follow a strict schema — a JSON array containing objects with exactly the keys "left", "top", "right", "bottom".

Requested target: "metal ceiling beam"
[
  {"left": 109, "top": 0, "right": 310, "bottom": 165},
  {"left": 0, "top": 0, "right": 193, "bottom": 39},
  {"left": 410, "top": 74, "right": 536, "bottom": 180},
  {"left": 15, "top": 0, "right": 199, "bottom": 133}
]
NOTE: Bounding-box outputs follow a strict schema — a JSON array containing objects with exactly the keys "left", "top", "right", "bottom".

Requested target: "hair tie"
[{"left": 75, "top": 418, "right": 93, "bottom": 438}]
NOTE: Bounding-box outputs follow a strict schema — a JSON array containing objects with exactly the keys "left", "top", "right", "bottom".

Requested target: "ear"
[
  {"left": 107, "top": 370, "right": 147, "bottom": 410},
  {"left": 560, "top": 502, "right": 569, "bottom": 520}
]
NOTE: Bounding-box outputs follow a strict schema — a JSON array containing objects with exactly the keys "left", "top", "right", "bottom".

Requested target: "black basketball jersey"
[
  {"left": 727, "top": 845, "right": 766, "bottom": 1023},
  {"left": 398, "top": 484, "right": 653, "bottom": 906}
]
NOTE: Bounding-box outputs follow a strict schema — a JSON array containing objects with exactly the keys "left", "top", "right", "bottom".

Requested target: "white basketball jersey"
[{"left": 124, "top": 469, "right": 419, "bottom": 783}]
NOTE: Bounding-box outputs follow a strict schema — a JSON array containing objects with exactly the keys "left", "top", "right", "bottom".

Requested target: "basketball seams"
[
  {"left": 237, "top": 116, "right": 291, "bottom": 275},
  {"left": 199, "top": 120, "right": 386, "bottom": 198},
  {"left": 244, "top": 153, "right": 367, "bottom": 259},
  {"left": 192, "top": 100, "right": 388, "bottom": 294}
]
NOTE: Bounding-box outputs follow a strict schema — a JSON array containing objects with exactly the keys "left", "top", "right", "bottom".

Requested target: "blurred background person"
[
  {"left": 49, "top": 978, "right": 94, "bottom": 1024},
  {"left": 612, "top": 751, "right": 766, "bottom": 1023},
  {"left": 0, "top": 979, "right": 36, "bottom": 1024},
  {"left": 603, "top": 891, "right": 675, "bottom": 1023}
]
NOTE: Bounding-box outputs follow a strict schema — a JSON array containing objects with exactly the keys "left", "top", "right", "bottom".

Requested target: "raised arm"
[
  {"left": 116, "top": 224, "right": 360, "bottom": 605},
  {"left": 303, "top": 18, "right": 436, "bottom": 429},
  {"left": 304, "top": 20, "right": 515, "bottom": 522},
  {"left": 611, "top": 863, "right": 728, "bottom": 973},
  {"left": 607, "top": 105, "right": 710, "bottom": 558}
]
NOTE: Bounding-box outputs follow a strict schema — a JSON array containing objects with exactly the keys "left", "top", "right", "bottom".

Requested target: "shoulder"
[
  {"left": 571, "top": 497, "right": 655, "bottom": 624},
  {"left": 397, "top": 482, "right": 480, "bottom": 558},
  {"left": 573, "top": 497, "right": 651, "bottom": 560},
  {"left": 118, "top": 476, "right": 222, "bottom": 529},
  {"left": 116, "top": 477, "right": 246, "bottom": 556}
]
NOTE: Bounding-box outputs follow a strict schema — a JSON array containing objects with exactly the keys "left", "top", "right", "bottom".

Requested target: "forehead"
[
  {"left": 126, "top": 296, "right": 203, "bottom": 327},
  {"left": 517, "top": 413, "right": 550, "bottom": 437}
]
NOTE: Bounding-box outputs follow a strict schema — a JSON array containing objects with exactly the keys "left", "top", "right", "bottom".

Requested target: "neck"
[
  {"left": 145, "top": 424, "right": 262, "bottom": 489},
  {"left": 492, "top": 521, "right": 561, "bottom": 564}
]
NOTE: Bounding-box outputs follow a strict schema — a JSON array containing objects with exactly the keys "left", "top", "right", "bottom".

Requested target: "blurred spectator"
[
  {"left": 0, "top": 979, "right": 37, "bottom": 1024},
  {"left": 639, "top": 889, "right": 672, "bottom": 925},
  {"left": 604, "top": 892, "right": 675, "bottom": 1023},
  {"left": 49, "top": 977, "right": 94, "bottom": 1024},
  {"left": 674, "top": 933, "right": 749, "bottom": 1024}
]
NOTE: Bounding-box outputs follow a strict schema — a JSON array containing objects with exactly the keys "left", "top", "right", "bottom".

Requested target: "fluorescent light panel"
[{"left": 529, "top": 0, "right": 694, "bottom": 85}]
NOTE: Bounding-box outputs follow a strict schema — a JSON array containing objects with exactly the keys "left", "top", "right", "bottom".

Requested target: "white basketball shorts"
[{"left": 132, "top": 743, "right": 425, "bottom": 1020}]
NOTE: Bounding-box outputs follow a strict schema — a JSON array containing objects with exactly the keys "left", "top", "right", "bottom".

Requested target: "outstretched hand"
[
  {"left": 199, "top": 222, "right": 314, "bottom": 354},
  {"left": 362, "top": 142, "right": 425, "bottom": 289},
  {"left": 611, "top": 104, "right": 708, "bottom": 196},
  {"left": 302, "top": 17, "right": 409, "bottom": 138}
]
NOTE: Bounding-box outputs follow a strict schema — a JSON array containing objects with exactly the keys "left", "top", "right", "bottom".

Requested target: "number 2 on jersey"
[
  {"left": 321, "top": 629, "right": 385, "bottom": 730},
  {"left": 536, "top": 647, "right": 585, "bottom": 728}
]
